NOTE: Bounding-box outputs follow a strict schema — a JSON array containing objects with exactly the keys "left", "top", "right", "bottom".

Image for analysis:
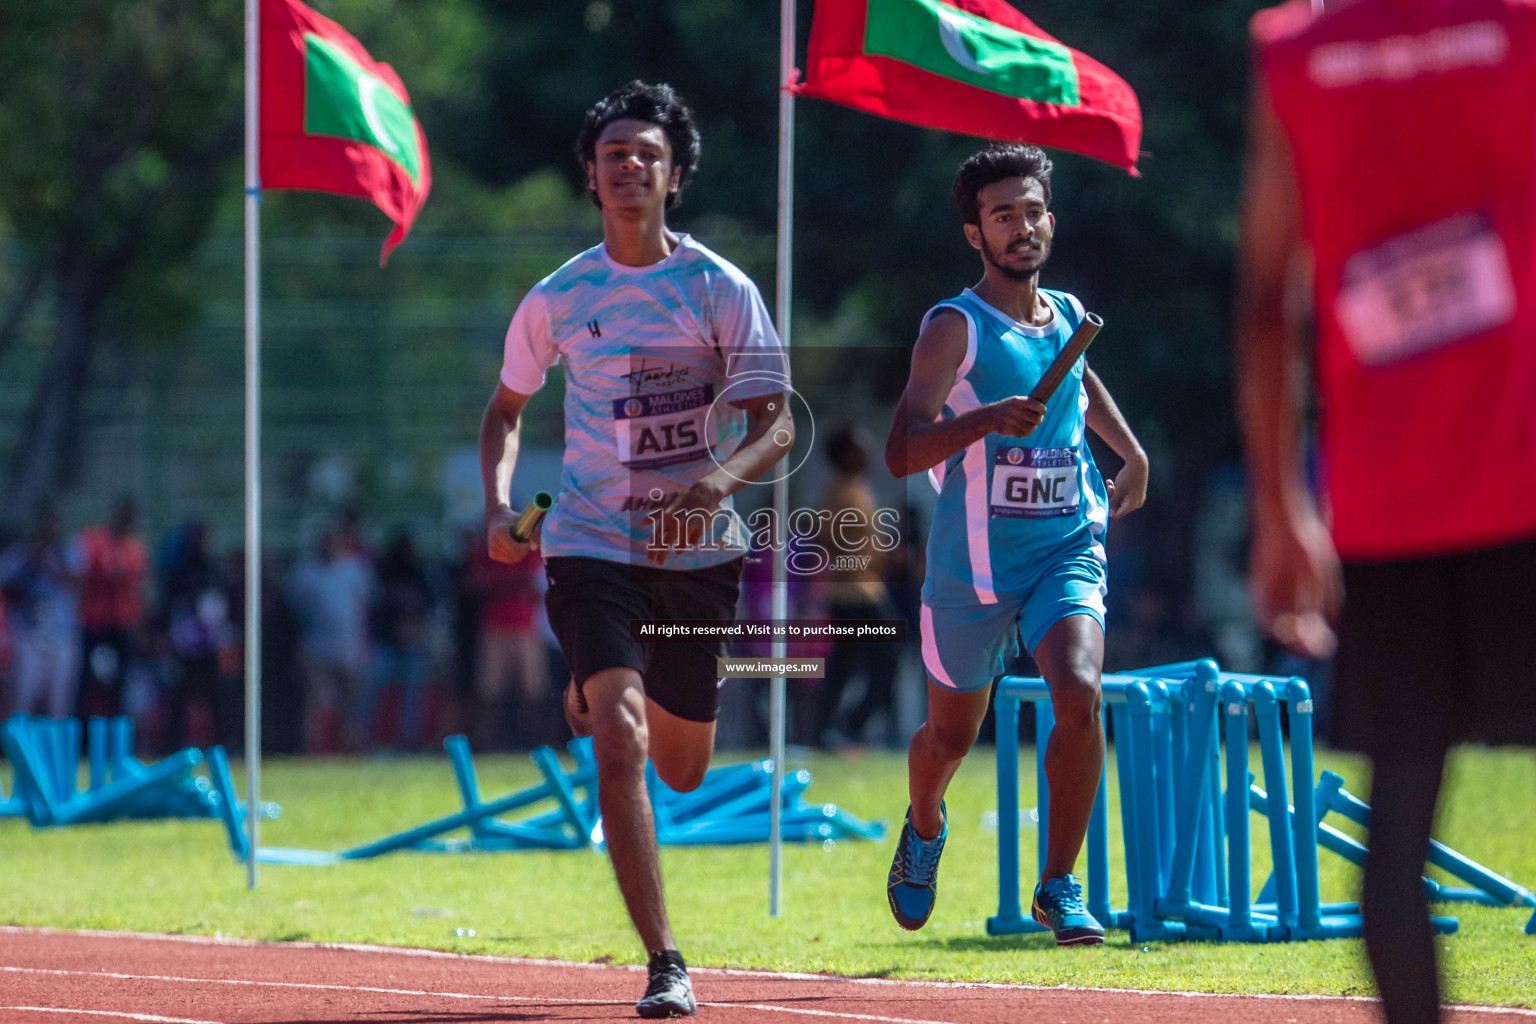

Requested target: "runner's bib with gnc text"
[{"left": 990, "top": 445, "right": 1081, "bottom": 519}]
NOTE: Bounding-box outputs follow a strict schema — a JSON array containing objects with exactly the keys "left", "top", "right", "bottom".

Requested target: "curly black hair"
[
  {"left": 953, "top": 143, "right": 1054, "bottom": 224},
  {"left": 575, "top": 80, "right": 701, "bottom": 210}
]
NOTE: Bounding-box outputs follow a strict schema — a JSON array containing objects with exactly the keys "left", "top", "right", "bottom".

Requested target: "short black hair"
[
  {"left": 575, "top": 80, "right": 701, "bottom": 210},
  {"left": 953, "top": 143, "right": 1054, "bottom": 224}
]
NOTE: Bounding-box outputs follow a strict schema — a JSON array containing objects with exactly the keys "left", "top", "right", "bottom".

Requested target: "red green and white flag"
[
  {"left": 260, "top": 0, "right": 430, "bottom": 264},
  {"left": 796, "top": 0, "right": 1142, "bottom": 174}
]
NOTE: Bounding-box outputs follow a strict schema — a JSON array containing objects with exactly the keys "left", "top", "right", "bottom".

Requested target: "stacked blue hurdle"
[
  {"left": 249, "top": 735, "right": 885, "bottom": 865},
  {"left": 989, "top": 659, "right": 1536, "bottom": 943},
  {"left": 0, "top": 714, "right": 278, "bottom": 830}
]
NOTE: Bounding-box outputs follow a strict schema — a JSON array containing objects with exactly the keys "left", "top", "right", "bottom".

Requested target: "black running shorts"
[
  {"left": 1332, "top": 534, "right": 1536, "bottom": 758},
  {"left": 543, "top": 555, "right": 744, "bottom": 724}
]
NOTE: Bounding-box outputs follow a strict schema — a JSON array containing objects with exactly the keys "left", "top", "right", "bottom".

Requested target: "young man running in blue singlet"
[
  {"left": 480, "top": 81, "right": 791, "bottom": 1015},
  {"left": 884, "top": 144, "right": 1148, "bottom": 945}
]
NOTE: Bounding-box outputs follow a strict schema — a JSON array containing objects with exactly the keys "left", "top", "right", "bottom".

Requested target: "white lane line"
[
  {"left": 0, "top": 965, "right": 619, "bottom": 1006},
  {"left": 3, "top": 925, "right": 1534, "bottom": 1017},
  {"left": 0, "top": 967, "right": 954, "bottom": 1023},
  {"left": 701, "top": 1004, "right": 957, "bottom": 1024},
  {"left": 1, "top": 1009, "right": 225, "bottom": 1024}
]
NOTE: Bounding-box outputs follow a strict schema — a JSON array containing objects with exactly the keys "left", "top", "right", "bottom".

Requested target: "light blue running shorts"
[{"left": 920, "top": 549, "right": 1106, "bottom": 693}]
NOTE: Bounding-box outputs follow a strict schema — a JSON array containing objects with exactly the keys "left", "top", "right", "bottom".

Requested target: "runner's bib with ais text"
[{"left": 613, "top": 384, "right": 714, "bottom": 470}]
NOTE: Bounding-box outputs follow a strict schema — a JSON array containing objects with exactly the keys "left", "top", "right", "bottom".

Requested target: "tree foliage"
[
  {"left": 0, "top": 0, "right": 1263, "bottom": 582},
  {"left": 451, "top": 0, "right": 1258, "bottom": 438},
  {"left": 0, "top": 0, "right": 243, "bottom": 518}
]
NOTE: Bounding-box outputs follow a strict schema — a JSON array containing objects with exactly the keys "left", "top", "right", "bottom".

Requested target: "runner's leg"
[
  {"left": 645, "top": 698, "right": 714, "bottom": 793},
  {"left": 907, "top": 678, "right": 992, "bottom": 839},
  {"left": 584, "top": 665, "right": 676, "bottom": 954},
  {"left": 1363, "top": 746, "right": 1448, "bottom": 1024},
  {"left": 1031, "top": 612, "right": 1105, "bottom": 881}
]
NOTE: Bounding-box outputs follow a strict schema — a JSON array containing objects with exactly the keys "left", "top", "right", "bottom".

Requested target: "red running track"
[{"left": 1, "top": 927, "right": 1532, "bottom": 1024}]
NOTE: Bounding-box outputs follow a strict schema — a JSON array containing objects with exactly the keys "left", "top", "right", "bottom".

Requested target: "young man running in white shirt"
[{"left": 480, "top": 80, "right": 792, "bottom": 1018}]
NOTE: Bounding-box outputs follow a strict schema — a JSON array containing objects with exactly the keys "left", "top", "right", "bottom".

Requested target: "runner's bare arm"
[
  {"left": 649, "top": 392, "right": 792, "bottom": 566},
  {"left": 480, "top": 383, "right": 534, "bottom": 564},
  {"left": 884, "top": 309, "right": 1046, "bottom": 478},
  {"left": 712, "top": 392, "right": 795, "bottom": 494},
  {"left": 1237, "top": 87, "right": 1309, "bottom": 532},
  {"left": 1236, "top": 82, "right": 1340, "bottom": 657},
  {"left": 1082, "top": 366, "right": 1149, "bottom": 518}
]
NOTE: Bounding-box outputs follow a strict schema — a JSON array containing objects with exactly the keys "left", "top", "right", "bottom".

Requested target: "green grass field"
[{"left": 2, "top": 745, "right": 1532, "bottom": 1006}]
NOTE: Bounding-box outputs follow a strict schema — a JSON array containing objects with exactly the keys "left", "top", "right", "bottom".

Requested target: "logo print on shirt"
[
  {"left": 622, "top": 360, "right": 694, "bottom": 392},
  {"left": 588, "top": 318, "right": 601, "bottom": 338}
]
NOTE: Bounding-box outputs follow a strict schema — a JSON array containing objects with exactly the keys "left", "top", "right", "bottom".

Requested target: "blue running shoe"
[
  {"left": 887, "top": 804, "right": 947, "bottom": 931},
  {"left": 1031, "top": 874, "right": 1105, "bottom": 946}
]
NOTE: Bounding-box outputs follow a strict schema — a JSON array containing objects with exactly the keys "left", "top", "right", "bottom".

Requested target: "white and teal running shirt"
[
  {"left": 921, "top": 287, "right": 1110, "bottom": 607},
  {"left": 501, "top": 234, "right": 788, "bottom": 569}
]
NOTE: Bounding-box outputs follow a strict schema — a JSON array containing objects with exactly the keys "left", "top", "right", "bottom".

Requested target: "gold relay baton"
[
  {"left": 508, "top": 491, "right": 554, "bottom": 544},
  {"left": 1027, "top": 312, "right": 1104, "bottom": 404}
]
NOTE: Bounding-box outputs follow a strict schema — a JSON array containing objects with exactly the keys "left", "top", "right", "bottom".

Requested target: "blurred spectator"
[
  {"left": 163, "top": 522, "right": 234, "bottom": 748},
  {"left": 718, "top": 531, "right": 776, "bottom": 749},
  {"left": 447, "top": 528, "right": 483, "bottom": 736},
  {"left": 287, "top": 530, "right": 372, "bottom": 752},
  {"left": 787, "top": 526, "right": 832, "bottom": 746},
  {"left": 1192, "top": 463, "right": 1262, "bottom": 673},
  {"left": 77, "top": 498, "right": 149, "bottom": 718},
  {"left": 334, "top": 505, "right": 372, "bottom": 565},
  {"left": 815, "top": 425, "right": 901, "bottom": 749},
  {"left": 356, "top": 529, "right": 435, "bottom": 750},
  {"left": 468, "top": 531, "right": 547, "bottom": 750},
  {"left": 223, "top": 550, "right": 305, "bottom": 755},
  {"left": 0, "top": 505, "right": 84, "bottom": 718},
  {"left": 259, "top": 553, "right": 305, "bottom": 754},
  {"left": 127, "top": 614, "right": 180, "bottom": 755},
  {"left": 0, "top": 524, "right": 15, "bottom": 706}
]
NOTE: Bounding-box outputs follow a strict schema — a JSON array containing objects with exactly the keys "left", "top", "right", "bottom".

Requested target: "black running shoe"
[{"left": 635, "top": 949, "right": 696, "bottom": 1018}]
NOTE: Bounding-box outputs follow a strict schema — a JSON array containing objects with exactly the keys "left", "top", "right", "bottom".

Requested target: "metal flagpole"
[
  {"left": 243, "top": 0, "right": 264, "bottom": 890},
  {"left": 770, "top": 0, "right": 796, "bottom": 918}
]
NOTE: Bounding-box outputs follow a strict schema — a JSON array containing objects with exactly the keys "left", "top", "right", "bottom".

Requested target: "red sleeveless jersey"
[{"left": 1255, "top": 0, "right": 1536, "bottom": 559}]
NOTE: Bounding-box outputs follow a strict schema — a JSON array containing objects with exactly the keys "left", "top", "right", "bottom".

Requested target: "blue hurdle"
[
  {"left": 989, "top": 674, "right": 1144, "bottom": 935},
  {"left": 2, "top": 715, "right": 280, "bottom": 829},
  {"left": 3, "top": 715, "right": 198, "bottom": 826},
  {"left": 990, "top": 659, "right": 1529, "bottom": 943},
  {"left": 239, "top": 734, "right": 885, "bottom": 864}
]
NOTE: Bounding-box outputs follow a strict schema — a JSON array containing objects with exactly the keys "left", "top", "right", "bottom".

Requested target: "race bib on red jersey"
[
  {"left": 1336, "top": 212, "right": 1515, "bottom": 366},
  {"left": 990, "top": 445, "right": 1081, "bottom": 519}
]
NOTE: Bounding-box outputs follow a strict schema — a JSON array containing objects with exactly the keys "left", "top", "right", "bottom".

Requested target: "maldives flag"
[
  {"left": 260, "top": 0, "right": 431, "bottom": 264},
  {"left": 796, "top": 0, "right": 1142, "bottom": 174}
]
